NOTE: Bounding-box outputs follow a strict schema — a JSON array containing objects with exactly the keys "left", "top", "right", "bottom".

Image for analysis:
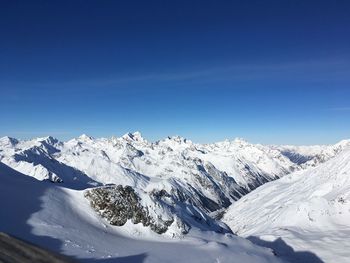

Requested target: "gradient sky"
[{"left": 1, "top": 0, "right": 350, "bottom": 144}]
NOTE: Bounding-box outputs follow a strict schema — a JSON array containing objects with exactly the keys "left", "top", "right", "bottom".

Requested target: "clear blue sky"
[{"left": 1, "top": 0, "right": 350, "bottom": 144}]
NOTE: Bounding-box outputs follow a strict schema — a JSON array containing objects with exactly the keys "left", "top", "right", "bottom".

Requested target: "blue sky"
[{"left": 1, "top": 0, "right": 350, "bottom": 144}]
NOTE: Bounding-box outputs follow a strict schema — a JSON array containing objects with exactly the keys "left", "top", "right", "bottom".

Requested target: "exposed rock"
[
  {"left": 85, "top": 184, "right": 233, "bottom": 236},
  {"left": 0, "top": 232, "right": 75, "bottom": 263},
  {"left": 84, "top": 185, "right": 181, "bottom": 234}
]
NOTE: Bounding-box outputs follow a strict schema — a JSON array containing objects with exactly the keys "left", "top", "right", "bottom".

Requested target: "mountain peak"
[
  {"left": 334, "top": 139, "right": 350, "bottom": 148},
  {"left": 78, "top": 134, "right": 94, "bottom": 141},
  {"left": 167, "top": 135, "right": 192, "bottom": 144},
  {"left": 37, "top": 136, "right": 59, "bottom": 145},
  {"left": 122, "top": 131, "right": 145, "bottom": 142}
]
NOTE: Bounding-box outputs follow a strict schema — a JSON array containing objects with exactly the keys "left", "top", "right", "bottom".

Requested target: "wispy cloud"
[
  {"left": 2, "top": 57, "right": 349, "bottom": 90},
  {"left": 48, "top": 58, "right": 350, "bottom": 88},
  {"left": 1, "top": 57, "right": 349, "bottom": 104}
]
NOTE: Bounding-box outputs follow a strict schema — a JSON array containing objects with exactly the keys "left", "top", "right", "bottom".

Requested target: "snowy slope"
[
  {"left": 223, "top": 146, "right": 350, "bottom": 263},
  {"left": 0, "top": 161, "right": 282, "bottom": 263}
]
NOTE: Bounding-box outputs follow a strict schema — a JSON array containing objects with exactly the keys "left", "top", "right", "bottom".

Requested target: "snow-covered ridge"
[
  {"left": 223, "top": 146, "right": 350, "bottom": 263},
  {"left": 272, "top": 139, "right": 350, "bottom": 168}
]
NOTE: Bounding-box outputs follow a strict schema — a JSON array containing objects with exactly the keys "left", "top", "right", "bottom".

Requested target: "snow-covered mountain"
[
  {"left": 223, "top": 145, "right": 350, "bottom": 263},
  {"left": 1, "top": 133, "right": 349, "bottom": 262},
  {"left": 1, "top": 133, "right": 348, "bottom": 232}
]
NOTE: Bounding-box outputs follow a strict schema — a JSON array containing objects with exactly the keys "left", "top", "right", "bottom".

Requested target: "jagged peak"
[
  {"left": 331, "top": 139, "right": 350, "bottom": 154},
  {"left": 37, "top": 136, "right": 59, "bottom": 145},
  {"left": 0, "top": 136, "right": 19, "bottom": 146},
  {"left": 132, "top": 131, "right": 142, "bottom": 138},
  {"left": 166, "top": 135, "right": 192, "bottom": 144},
  {"left": 122, "top": 131, "right": 145, "bottom": 142},
  {"left": 334, "top": 139, "right": 350, "bottom": 148},
  {"left": 78, "top": 134, "right": 94, "bottom": 141},
  {"left": 213, "top": 137, "right": 249, "bottom": 147}
]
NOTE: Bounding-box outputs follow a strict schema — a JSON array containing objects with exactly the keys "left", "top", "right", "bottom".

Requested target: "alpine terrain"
[{"left": 0, "top": 132, "right": 349, "bottom": 262}]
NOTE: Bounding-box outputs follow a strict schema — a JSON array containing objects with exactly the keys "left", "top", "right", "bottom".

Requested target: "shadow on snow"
[
  {"left": 0, "top": 161, "right": 147, "bottom": 263},
  {"left": 247, "top": 236, "right": 324, "bottom": 263},
  {"left": 84, "top": 253, "right": 148, "bottom": 263}
]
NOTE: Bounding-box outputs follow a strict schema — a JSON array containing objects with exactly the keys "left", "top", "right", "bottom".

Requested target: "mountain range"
[{"left": 1, "top": 132, "right": 349, "bottom": 262}]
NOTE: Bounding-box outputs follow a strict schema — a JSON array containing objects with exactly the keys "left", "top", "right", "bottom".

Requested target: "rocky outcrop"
[
  {"left": 84, "top": 184, "right": 233, "bottom": 236},
  {"left": 84, "top": 185, "right": 182, "bottom": 234}
]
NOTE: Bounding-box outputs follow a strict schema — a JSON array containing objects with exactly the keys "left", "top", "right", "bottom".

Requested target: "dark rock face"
[
  {"left": 85, "top": 185, "right": 146, "bottom": 226},
  {"left": 0, "top": 232, "right": 75, "bottom": 263},
  {"left": 84, "top": 185, "right": 177, "bottom": 234}
]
